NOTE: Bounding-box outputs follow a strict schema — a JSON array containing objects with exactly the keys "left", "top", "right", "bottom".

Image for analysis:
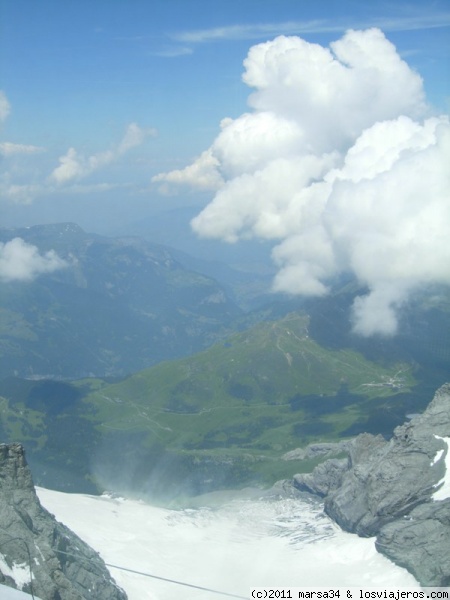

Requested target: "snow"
[
  {"left": 432, "top": 435, "right": 450, "bottom": 500},
  {"left": 431, "top": 448, "right": 445, "bottom": 465},
  {"left": 37, "top": 488, "right": 419, "bottom": 600},
  {"left": 0, "top": 585, "right": 42, "bottom": 600},
  {"left": 0, "top": 555, "right": 33, "bottom": 591}
]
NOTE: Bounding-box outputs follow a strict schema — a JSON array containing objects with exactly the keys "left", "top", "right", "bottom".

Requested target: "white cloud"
[
  {"left": 0, "top": 93, "right": 46, "bottom": 204},
  {"left": 212, "top": 112, "right": 308, "bottom": 178},
  {"left": 0, "top": 142, "right": 45, "bottom": 156},
  {"left": 242, "top": 29, "right": 425, "bottom": 150},
  {"left": 351, "top": 284, "right": 407, "bottom": 337},
  {"left": 0, "top": 182, "right": 44, "bottom": 204},
  {"left": 325, "top": 116, "right": 450, "bottom": 334},
  {"left": 152, "top": 149, "right": 224, "bottom": 192},
  {"left": 49, "top": 147, "right": 85, "bottom": 183},
  {"left": 155, "top": 29, "right": 450, "bottom": 336},
  {"left": 0, "top": 238, "right": 68, "bottom": 282},
  {"left": 50, "top": 123, "right": 156, "bottom": 184},
  {"left": 0, "top": 94, "right": 156, "bottom": 204},
  {"left": 191, "top": 154, "right": 336, "bottom": 243},
  {"left": 171, "top": 12, "right": 450, "bottom": 43},
  {"left": 156, "top": 29, "right": 425, "bottom": 191},
  {"left": 0, "top": 91, "right": 10, "bottom": 123},
  {"left": 118, "top": 122, "right": 153, "bottom": 153}
]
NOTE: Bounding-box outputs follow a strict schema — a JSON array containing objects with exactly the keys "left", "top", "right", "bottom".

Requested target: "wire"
[
  {"left": 0, "top": 535, "right": 35, "bottom": 600},
  {"left": 0, "top": 538, "right": 248, "bottom": 600},
  {"left": 56, "top": 549, "right": 248, "bottom": 599},
  {"left": 104, "top": 561, "right": 248, "bottom": 599}
]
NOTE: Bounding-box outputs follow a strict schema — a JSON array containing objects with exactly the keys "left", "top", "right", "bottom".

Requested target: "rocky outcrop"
[
  {"left": 293, "top": 458, "right": 349, "bottom": 497},
  {"left": 283, "top": 441, "right": 351, "bottom": 462},
  {"left": 0, "top": 443, "right": 128, "bottom": 600},
  {"left": 293, "top": 383, "right": 450, "bottom": 586},
  {"left": 376, "top": 498, "right": 450, "bottom": 587}
]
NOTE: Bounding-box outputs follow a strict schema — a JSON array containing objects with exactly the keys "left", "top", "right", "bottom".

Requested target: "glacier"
[{"left": 36, "top": 488, "right": 419, "bottom": 600}]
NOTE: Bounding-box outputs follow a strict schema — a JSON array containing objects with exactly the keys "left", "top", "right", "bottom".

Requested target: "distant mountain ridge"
[{"left": 0, "top": 223, "right": 241, "bottom": 379}]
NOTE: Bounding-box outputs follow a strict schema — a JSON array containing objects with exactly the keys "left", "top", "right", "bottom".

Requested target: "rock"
[
  {"left": 376, "top": 499, "right": 450, "bottom": 586},
  {"left": 292, "top": 383, "right": 450, "bottom": 586},
  {"left": 324, "top": 389, "right": 448, "bottom": 536},
  {"left": 262, "top": 479, "right": 309, "bottom": 499},
  {"left": 293, "top": 434, "right": 386, "bottom": 501},
  {"left": 0, "top": 443, "right": 128, "bottom": 600},
  {"left": 283, "top": 441, "right": 350, "bottom": 461},
  {"left": 294, "top": 458, "right": 349, "bottom": 497}
]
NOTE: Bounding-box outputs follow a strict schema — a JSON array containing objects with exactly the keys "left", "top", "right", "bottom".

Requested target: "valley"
[{"left": 0, "top": 223, "right": 449, "bottom": 500}]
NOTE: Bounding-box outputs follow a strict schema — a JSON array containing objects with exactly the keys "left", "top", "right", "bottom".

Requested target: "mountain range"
[
  {"left": 0, "top": 222, "right": 449, "bottom": 499},
  {"left": 0, "top": 223, "right": 241, "bottom": 379}
]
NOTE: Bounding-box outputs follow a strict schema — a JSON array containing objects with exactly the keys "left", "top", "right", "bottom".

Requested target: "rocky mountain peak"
[{"left": 0, "top": 443, "right": 128, "bottom": 600}]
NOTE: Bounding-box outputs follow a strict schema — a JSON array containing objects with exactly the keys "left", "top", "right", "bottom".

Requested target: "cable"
[
  {"left": 104, "top": 562, "right": 248, "bottom": 599},
  {"left": 0, "top": 535, "right": 35, "bottom": 600},
  {"left": 56, "top": 549, "right": 248, "bottom": 599},
  {"left": 0, "top": 538, "right": 248, "bottom": 600}
]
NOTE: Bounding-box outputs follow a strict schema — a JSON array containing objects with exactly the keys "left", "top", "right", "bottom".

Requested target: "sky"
[
  {"left": 1, "top": 0, "right": 450, "bottom": 335},
  {"left": 1, "top": 0, "right": 449, "bottom": 210}
]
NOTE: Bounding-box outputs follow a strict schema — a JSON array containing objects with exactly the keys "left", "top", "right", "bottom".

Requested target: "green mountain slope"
[
  {"left": 0, "top": 312, "right": 416, "bottom": 499},
  {"left": 83, "top": 312, "right": 415, "bottom": 447}
]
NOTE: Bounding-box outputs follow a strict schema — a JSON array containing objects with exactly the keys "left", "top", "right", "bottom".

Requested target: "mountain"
[
  {"left": 0, "top": 312, "right": 418, "bottom": 498},
  {"left": 0, "top": 223, "right": 241, "bottom": 379},
  {"left": 125, "top": 205, "right": 278, "bottom": 310},
  {"left": 294, "top": 383, "right": 450, "bottom": 586},
  {"left": 0, "top": 443, "right": 127, "bottom": 599},
  {"left": 1, "top": 222, "right": 449, "bottom": 500}
]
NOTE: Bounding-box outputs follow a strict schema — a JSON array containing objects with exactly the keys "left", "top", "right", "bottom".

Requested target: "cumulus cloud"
[
  {"left": 154, "top": 28, "right": 450, "bottom": 336},
  {"left": 242, "top": 29, "right": 425, "bottom": 150},
  {"left": 50, "top": 122, "right": 156, "bottom": 184},
  {"left": 152, "top": 149, "right": 224, "bottom": 191},
  {"left": 0, "top": 238, "right": 68, "bottom": 282}
]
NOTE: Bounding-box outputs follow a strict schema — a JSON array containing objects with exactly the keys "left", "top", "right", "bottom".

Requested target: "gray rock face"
[
  {"left": 293, "top": 458, "right": 349, "bottom": 497},
  {"left": 376, "top": 499, "right": 450, "bottom": 587},
  {"left": 283, "top": 441, "right": 351, "bottom": 461},
  {"left": 0, "top": 443, "right": 128, "bottom": 600},
  {"left": 293, "top": 383, "right": 450, "bottom": 586}
]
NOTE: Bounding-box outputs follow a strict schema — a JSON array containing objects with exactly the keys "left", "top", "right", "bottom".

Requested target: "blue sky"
[{"left": 0, "top": 0, "right": 449, "bottom": 233}]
